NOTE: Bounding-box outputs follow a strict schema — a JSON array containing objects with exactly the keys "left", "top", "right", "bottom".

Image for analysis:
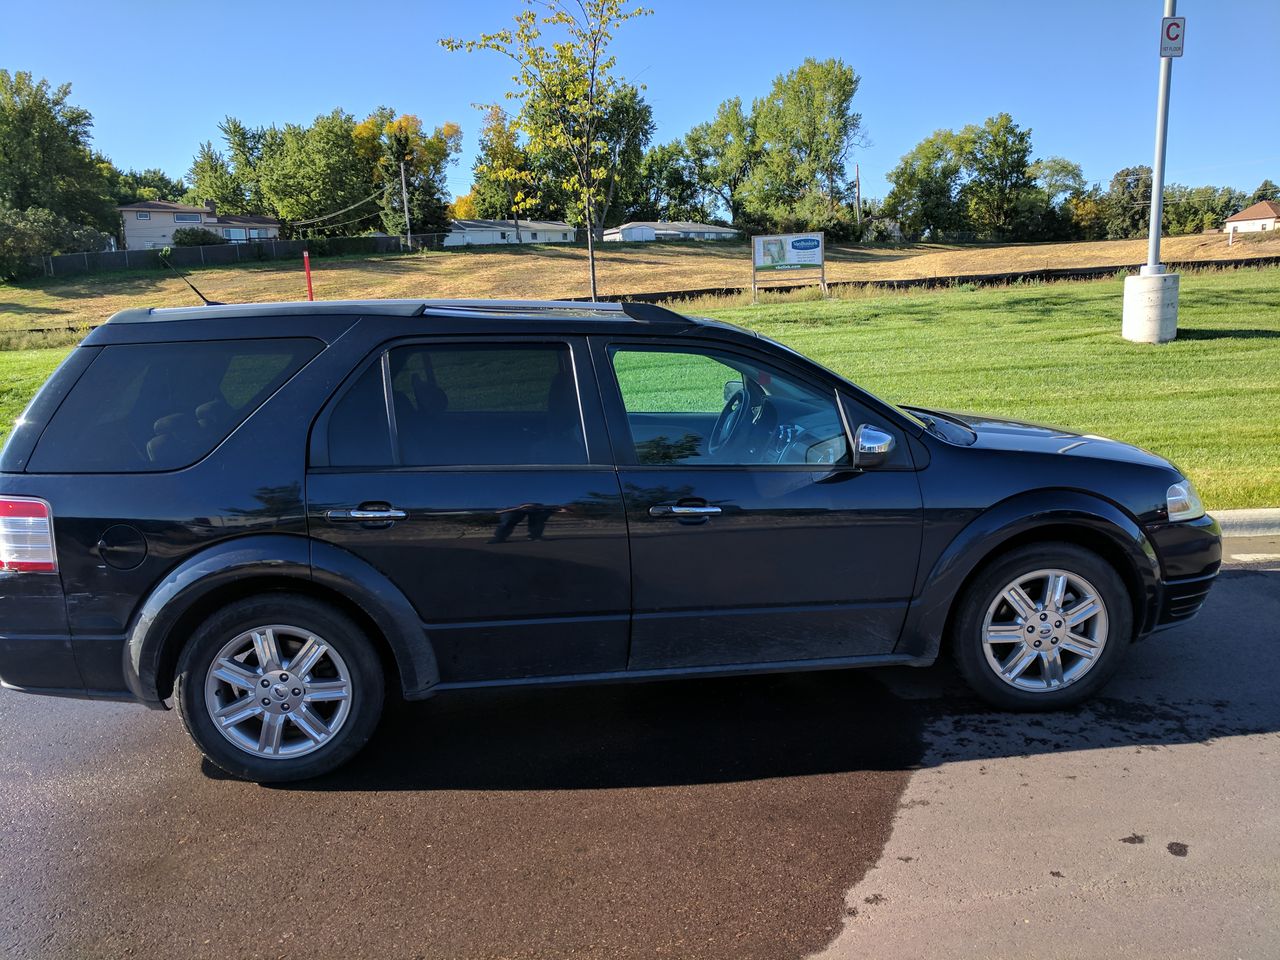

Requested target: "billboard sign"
[{"left": 753, "top": 232, "right": 825, "bottom": 272}]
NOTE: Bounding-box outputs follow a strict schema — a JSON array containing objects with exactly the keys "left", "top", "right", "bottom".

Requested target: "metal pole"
[
  {"left": 400, "top": 161, "right": 412, "bottom": 252},
  {"left": 1146, "top": 0, "right": 1176, "bottom": 272}
]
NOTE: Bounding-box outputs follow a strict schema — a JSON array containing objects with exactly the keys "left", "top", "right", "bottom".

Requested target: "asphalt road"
[{"left": 1, "top": 542, "right": 1276, "bottom": 959}]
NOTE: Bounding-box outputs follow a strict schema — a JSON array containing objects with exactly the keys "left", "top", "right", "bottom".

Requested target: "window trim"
[
  {"left": 135, "top": 211, "right": 151, "bottom": 220},
  {"left": 594, "top": 337, "right": 859, "bottom": 471},
  {"left": 173, "top": 212, "right": 202, "bottom": 223},
  {"left": 308, "top": 335, "right": 608, "bottom": 471}
]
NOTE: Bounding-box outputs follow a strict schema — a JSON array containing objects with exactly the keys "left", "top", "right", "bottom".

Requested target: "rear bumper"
[{"left": 0, "top": 632, "right": 138, "bottom": 704}]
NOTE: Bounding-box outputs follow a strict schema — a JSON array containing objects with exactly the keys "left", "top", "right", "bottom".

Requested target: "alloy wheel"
[{"left": 981, "top": 568, "right": 1109, "bottom": 692}]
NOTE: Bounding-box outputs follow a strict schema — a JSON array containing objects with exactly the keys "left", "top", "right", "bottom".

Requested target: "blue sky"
[{"left": 4, "top": 0, "right": 1277, "bottom": 202}]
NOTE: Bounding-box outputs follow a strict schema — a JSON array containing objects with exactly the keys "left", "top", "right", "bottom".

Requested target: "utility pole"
[
  {"left": 854, "top": 163, "right": 862, "bottom": 228},
  {"left": 400, "top": 160, "right": 413, "bottom": 251},
  {"left": 1123, "top": 0, "right": 1184, "bottom": 343}
]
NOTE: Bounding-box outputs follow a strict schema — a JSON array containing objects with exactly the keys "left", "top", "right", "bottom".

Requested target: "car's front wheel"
[
  {"left": 174, "top": 595, "right": 385, "bottom": 782},
  {"left": 951, "top": 542, "right": 1133, "bottom": 710}
]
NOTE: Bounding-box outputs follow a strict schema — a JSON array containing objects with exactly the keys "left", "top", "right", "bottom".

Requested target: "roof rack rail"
[{"left": 419, "top": 298, "right": 687, "bottom": 324}]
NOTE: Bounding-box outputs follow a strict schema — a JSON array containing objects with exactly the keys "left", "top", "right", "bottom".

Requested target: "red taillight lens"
[{"left": 0, "top": 497, "right": 58, "bottom": 573}]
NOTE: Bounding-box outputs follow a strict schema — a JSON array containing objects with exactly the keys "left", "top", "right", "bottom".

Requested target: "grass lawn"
[
  {"left": 0, "top": 265, "right": 1276, "bottom": 508},
  {"left": 2, "top": 230, "right": 1277, "bottom": 340}
]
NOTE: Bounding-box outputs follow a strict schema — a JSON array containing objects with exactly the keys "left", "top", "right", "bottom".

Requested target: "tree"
[
  {"left": 1105, "top": 165, "right": 1152, "bottom": 239},
  {"left": 355, "top": 109, "right": 462, "bottom": 239},
  {"left": 103, "top": 165, "right": 185, "bottom": 206},
  {"left": 884, "top": 129, "right": 969, "bottom": 240},
  {"left": 624, "top": 141, "right": 709, "bottom": 223},
  {"left": 450, "top": 191, "right": 479, "bottom": 219},
  {"left": 684, "top": 97, "right": 755, "bottom": 225},
  {"left": 961, "top": 113, "right": 1035, "bottom": 239},
  {"left": 218, "top": 116, "right": 265, "bottom": 213},
  {"left": 0, "top": 204, "right": 111, "bottom": 280},
  {"left": 0, "top": 70, "right": 114, "bottom": 232},
  {"left": 1064, "top": 185, "right": 1108, "bottom": 241},
  {"left": 472, "top": 105, "right": 540, "bottom": 239},
  {"left": 744, "top": 58, "right": 863, "bottom": 233},
  {"left": 185, "top": 140, "right": 247, "bottom": 215},
  {"left": 1249, "top": 179, "right": 1279, "bottom": 205},
  {"left": 441, "top": 0, "right": 653, "bottom": 299}
]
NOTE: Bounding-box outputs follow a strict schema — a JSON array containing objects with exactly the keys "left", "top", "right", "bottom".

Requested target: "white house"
[
  {"left": 603, "top": 221, "right": 739, "bottom": 242},
  {"left": 1224, "top": 200, "right": 1280, "bottom": 238},
  {"left": 444, "top": 219, "right": 574, "bottom": 247},
  {"left": 117, "top": 201, "right": 280, "bottom": 249}
]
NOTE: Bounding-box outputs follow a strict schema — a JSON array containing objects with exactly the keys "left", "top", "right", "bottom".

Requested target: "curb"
[{"left": 1213, "top": 508, "right": 1280, "bottom": 539}]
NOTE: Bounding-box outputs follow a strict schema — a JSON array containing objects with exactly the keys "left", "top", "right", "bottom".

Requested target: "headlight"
[{"left": 1166, "top": 480, "right": 1205, "bottom": 522}]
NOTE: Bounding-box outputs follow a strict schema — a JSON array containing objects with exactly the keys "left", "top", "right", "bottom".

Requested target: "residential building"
[
  {"left": 444, "top": 219, "right": 575, "bottom": 247},
  {"left": 117, "top": 201, "right": 280, "bottom": 249},
  {"left": 603, "top": 221, "right": 739, "bottom": 242},
  {"left": 1224, "top": 200, "right": 1280, "bottom": 237}
]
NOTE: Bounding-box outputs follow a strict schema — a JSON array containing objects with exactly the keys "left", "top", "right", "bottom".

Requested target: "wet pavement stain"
[
  {"left": 1120, "top": 833, "right": 1146, "bottom": 844},
  {"left": 1167, "top": 842, "right": 1190, "bottom": 857}
]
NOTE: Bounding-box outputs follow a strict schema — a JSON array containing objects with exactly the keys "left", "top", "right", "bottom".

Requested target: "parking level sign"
[{"left": 1161, "top": 16, "right": 1185, "bottom": 57}]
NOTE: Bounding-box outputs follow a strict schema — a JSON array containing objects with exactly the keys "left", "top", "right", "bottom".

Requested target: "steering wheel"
[{"left": 707, "top": 379, "right": 760, "bottom": 457}]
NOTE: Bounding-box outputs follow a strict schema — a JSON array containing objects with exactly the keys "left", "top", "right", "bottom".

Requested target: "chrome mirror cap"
[{"left": 854, "top": 424, "right": 895, "bottom": 467}]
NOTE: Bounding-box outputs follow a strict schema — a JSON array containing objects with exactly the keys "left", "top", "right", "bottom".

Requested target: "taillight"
[{"left": 0, "top": 497, "right": 58, "bottom": 573}]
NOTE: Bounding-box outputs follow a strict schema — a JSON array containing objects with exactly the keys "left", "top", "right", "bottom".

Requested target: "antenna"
[{"left": 158, "top": 251, "right": 224, "bottom": 306}]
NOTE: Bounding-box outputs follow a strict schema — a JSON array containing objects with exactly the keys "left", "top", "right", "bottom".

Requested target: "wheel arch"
[
  {"left": 896, "top": 491, "right": 1161, "bottom": 662},
  {"left": 123, "top": 535, "right": 439, "bottom": 706}
]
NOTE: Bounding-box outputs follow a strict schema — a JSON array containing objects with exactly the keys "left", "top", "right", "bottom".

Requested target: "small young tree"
[
  {"left": 474, "top": 105, "right": 539, "bottom": 241},
  {"left": 441, "top": 0, "right": 652, "bottom": 299}
]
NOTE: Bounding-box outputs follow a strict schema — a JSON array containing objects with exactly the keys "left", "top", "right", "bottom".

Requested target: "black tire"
[
  {"left": 951, "top": 542, "right": 1133, "bottom": 711},
  {"left": 174, "top": 594, "right": 385, "bottom": 782}
]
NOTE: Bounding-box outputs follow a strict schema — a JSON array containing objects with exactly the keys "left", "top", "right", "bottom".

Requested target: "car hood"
[{"left": 909, "top": 406, "right": 1177, "bottom": 470}]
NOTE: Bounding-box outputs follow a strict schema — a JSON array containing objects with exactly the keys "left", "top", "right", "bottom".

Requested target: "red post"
[{"left": 303, "top": 250, "right": 315, "bottom": 301}]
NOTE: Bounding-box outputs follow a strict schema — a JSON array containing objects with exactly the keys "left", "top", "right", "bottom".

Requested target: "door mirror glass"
[{"left": 853, "top": 424, "right": 896, "bottom": 468}]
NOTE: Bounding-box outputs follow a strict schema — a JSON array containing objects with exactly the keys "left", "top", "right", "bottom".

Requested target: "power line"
[{"left": 288, "top": 186, "right": 390, "bottom": 226}]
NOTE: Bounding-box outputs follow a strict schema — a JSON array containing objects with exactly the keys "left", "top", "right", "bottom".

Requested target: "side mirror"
[
  {"left": 853, "top": 424, "right": 895, "bottom": 468},
  {"left": 723, "top": 379, "right": 744, "bottom": 402}
]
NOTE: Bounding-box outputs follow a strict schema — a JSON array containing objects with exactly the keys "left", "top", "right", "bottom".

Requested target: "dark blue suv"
[{"left": 0, "top": 299, "right": 1221, "bottom": 781}]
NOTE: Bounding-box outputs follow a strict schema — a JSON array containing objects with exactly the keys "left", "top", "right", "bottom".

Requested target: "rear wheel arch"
[{"left": 153, "top": 574, "right": 403, "bottom": 705}]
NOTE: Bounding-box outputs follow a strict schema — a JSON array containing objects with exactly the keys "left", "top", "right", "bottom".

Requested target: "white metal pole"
[{"left": 1145, "top": 0, "right": 1176, "bottom": 272}]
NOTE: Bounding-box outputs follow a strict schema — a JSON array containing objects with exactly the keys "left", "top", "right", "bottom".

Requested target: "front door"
[
  {"left": 596, "top": 339, "right": 924, "bottom": 670},
  {"left": 307, "top": 337, "right": 631, "bottom": 683}
]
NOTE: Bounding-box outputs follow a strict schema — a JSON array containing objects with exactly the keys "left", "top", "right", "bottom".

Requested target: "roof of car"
[{"left": 103, "top": 298, "right": 747, "bottom": 334}]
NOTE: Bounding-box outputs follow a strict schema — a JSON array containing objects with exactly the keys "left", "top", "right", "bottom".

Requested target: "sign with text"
[
  {"left": 753, "top": 232, "right": 825, "bottom": 272},
  {"left": 1160, "top": 16, "right": 1185, "bottom": 57}
]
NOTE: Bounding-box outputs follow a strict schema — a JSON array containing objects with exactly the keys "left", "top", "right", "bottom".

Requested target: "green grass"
[
  {"left": 692, "top": 265, "right": 1280, "bottom": 510},
  {"left": 0, "top": 266, "right": 1276, "bottom": 507}
]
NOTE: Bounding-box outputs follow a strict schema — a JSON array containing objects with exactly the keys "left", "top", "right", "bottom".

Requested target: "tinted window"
[
  {"left": 325, "top": 343, "right": 587, "bottom": 467},
  {"left": 610, "top": 346, "right": 849, "bottom": 467},
  {"left": 29, "top": 338, "right": 320, "bottom": 473}
]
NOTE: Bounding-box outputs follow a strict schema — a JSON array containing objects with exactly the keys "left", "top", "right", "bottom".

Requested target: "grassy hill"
[
  {"left": 2, "top": 264, "right": 1276, "bottom": 509},
  {"left": 2, "top": 231, "right": 1277, "bottom": 346}
]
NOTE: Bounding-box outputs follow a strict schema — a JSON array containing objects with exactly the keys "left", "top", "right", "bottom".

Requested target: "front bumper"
[{"left": 1145, "top": 513, "right": 1222, "bottom": 632}]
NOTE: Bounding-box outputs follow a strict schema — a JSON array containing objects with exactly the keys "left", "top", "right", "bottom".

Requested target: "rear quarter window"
[{"left": 27, "top": 338, "right": 321, "bottom": 473}]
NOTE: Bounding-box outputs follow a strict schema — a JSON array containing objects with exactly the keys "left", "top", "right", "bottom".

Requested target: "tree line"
[{"left": 883, "top": 112, "right": 1278, "bottom": 243}]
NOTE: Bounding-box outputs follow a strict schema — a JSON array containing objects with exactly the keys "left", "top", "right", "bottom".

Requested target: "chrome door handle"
[
  {"left": 326, "top": 508, "right": 407, "bottom": 522},
  {"left": 649, "top": 504, "right": 722, "bottom": 517}
]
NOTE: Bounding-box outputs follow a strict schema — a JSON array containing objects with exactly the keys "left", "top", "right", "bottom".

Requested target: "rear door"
[
  {"left": 594, "top": 337, "right": 924, "bottom": 670},
  {"left": 306, "top": 336, "right": 632, "bottom": 684}
]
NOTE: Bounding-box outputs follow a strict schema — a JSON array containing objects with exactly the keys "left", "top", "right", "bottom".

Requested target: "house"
[
  {"left": 117, "top": 201, "right": 280, "bottom": 249},
  {"left": 1224, "top": 200, "right": 1280, "bottom": 239},
  {"left": 603, "top": 221, "right": 740, "bottom": 242},
  {"left": 443, "top": 219, "right": 575, "bottom": 247}
]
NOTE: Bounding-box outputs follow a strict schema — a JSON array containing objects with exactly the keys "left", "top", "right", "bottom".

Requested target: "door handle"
[
  {"left": 649, "top": 504, "right": 722, "bottom": 517},
  {"left": 326, "top": 507, "right": 407, "bottom": 522}
]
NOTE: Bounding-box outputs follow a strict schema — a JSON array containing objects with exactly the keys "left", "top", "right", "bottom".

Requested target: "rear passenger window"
[
  {"left": 324, "top": 343, "right": 586, "bottom": 467},
  {"left": 28, "top": 338, "right": 320, "bottom": 473}
]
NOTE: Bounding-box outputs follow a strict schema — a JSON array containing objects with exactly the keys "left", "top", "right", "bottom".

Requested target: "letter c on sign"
[{"left": 1166, "top": 21, "right": 1181, "bottom": 42}]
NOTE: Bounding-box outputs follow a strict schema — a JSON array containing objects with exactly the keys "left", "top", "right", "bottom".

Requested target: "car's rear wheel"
[
  {"left": 951, "top": 542, "right": 1133, "bottom": 710},
  {"left": 174, "top": 595, "right": 384, "bottom": 782}
]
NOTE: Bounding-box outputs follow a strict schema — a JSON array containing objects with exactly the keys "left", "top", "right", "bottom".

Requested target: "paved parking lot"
[{"left": 1, "top": 542, "right": 1276, "bottom": 959}]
